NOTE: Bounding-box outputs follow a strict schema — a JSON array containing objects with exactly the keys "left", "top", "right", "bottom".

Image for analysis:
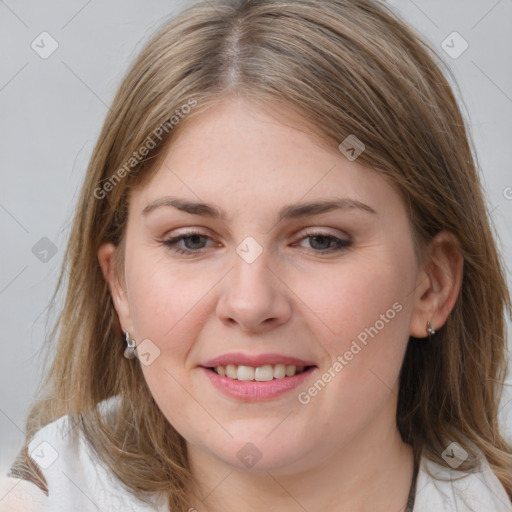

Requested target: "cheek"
[
  {"left": 122, "top": 253, "right": 216, "bottom": 439},
  {"left": 125, "top": 249, "right": 211, "bottom": 343},
  {"left": 291, "top": 257, "right": 414, "bottom": 440},
  {"left": 293, "top": 247, "right": 415, "bottom": 378}
]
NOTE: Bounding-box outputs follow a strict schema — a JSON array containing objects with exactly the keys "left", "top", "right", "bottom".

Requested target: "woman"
[{"left": 2, "top": 0, "right": 511, "bottom": 510}]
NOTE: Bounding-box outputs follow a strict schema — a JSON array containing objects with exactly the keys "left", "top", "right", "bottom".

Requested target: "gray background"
[{"left": 1, "top": 0, "right": 511, "bottom": 474}]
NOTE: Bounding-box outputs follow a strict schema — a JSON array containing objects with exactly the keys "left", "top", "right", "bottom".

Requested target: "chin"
[{"left": 196, "top": 430, "right": 318, "bottom": 474}]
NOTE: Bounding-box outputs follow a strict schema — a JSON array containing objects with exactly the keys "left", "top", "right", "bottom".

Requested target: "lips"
[
  {"left": 200, "top": 353, "right": 316, "bottom": 381},
  {"left": 199, "top": 353, "right": 317, "bottom": 400},
  {"left": 201, "top": 352, "right": 316, "bottom": 368}
]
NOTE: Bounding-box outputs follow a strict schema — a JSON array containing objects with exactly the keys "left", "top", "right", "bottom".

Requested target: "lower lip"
[{"left": 201, "top": 366, "right": 316, "bottom": 401}]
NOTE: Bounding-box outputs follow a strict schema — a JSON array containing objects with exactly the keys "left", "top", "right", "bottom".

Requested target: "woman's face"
[{"left": 105, "top": 97, "right": 428, "bottom": 475}]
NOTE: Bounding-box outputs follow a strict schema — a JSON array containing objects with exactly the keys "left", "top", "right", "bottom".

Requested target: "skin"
[{"left": 99, "top": 97, "right": 463, "bottom": 512}]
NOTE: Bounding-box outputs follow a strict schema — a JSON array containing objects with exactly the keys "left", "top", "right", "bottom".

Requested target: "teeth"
[
  {"left": 237, "top": 365, "right": 255, "bottom": 381},
  {"left": 285, "top": 365, "right": 296, "bottom": 377},
  {"left": 213, "top": 363, "right": 308, "bottom": 380},
  {"left": 254, "top": 365, "right": 274, "bottom": 382},
  {"left": 226, "top": 364, "right": 238, "bottom": 379},
  {"left": 273, "top": 364, "right": 286, "bottom": 379}
]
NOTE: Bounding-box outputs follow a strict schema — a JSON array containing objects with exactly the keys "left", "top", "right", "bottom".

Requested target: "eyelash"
[{"left": 162, "top": 230, "right": 352, "bottom": 256}]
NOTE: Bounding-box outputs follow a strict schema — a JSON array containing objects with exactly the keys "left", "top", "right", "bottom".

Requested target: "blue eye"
[
  {"left": 163, "top": 233, "right": 212, "bottom": 254},
  {"left": 298, "top": 232, "right": 352, "bottom": 253},
  {"left": 163, "top": 231, "right": 352, "bottom": 256}
]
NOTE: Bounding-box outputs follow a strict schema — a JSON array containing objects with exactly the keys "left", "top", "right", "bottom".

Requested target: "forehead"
[{"left": 129, "top": 98, "right": 405, "bottom": 224}]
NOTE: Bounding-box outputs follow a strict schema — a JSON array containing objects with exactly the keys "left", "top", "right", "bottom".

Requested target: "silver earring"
[
  {"left": 426, "top": 321, "right": 436, "bottom": 336},
  {"left": 124, "top": 332, "right": 137, "bottom": 359}
]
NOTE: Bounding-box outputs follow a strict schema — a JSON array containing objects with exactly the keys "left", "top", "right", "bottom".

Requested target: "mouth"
[
  {"left": 199, "top": 353, "right": 318, "bottom": 401},
  {"left": 207, "top": 363, "right": 314, "bottom": 381}
]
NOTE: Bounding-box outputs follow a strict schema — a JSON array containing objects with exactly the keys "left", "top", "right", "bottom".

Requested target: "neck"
[{"left": 187, "top": 416, "right": 415, "bottom": 512}]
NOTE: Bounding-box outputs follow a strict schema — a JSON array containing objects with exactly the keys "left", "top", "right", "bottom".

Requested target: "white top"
[{"left": 1, "top": 398, "right": 511, "bottom": 511}]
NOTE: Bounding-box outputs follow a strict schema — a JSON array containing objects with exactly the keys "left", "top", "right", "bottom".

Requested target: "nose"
[{"left": 215, "top": 246, "right": 292, "bottom": 333}]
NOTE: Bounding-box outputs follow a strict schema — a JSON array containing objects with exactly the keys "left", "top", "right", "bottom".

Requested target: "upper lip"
[{"left": 201, "top": 352, "right": 317, "bottom": 368}]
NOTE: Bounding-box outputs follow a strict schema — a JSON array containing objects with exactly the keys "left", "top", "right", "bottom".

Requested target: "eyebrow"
[{"left": 142, "top": 196, "right": 377, "bottom": 222}]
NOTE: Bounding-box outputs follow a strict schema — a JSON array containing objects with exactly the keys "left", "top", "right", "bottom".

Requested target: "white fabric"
[
  {"left": 1, "top": 403, "right": 168, "bottom": 512},
  {"left": 1, "top": 398, "right": 511, "bottom": 511},
  {"left": 414, "top": 450, "right": 512, "bottom": 511}
]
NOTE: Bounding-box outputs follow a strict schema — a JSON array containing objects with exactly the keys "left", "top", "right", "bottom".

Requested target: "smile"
[
  {"left": 213, "top": 364, "right": 308, "bottom": 381},
  {"left": 199, "top": 354, "right": 318, "bottom": 401}
]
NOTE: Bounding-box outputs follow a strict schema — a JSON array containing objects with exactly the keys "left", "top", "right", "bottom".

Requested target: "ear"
[
  {"left": 98, "top": 242, "right": 134, "bottom": 335},
  {"left": 409, "top": 231, "right": 463, "bottom": 338}
]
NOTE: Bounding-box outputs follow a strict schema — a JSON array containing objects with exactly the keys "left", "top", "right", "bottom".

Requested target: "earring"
[
  {"left": 124, "top": 332, "right": 137, "bottom": 359},
  {"left": 426, "top": 321, "right": 436, "bottom": 336}
]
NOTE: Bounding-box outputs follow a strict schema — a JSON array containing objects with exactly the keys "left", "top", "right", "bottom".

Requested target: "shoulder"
[
  {"left": 413, "top": 449, "right": 512, "bottom": 512},
  {"left": 4, "top": 396, "right": 167, "bottom": 512},
  {"left": 0, "top": 476, "right": 48, "bottom": 511}
]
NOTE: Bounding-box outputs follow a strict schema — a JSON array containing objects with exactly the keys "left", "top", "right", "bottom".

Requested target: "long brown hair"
[{"left": 16, "top": 0, "right": 512, "bottom": 509}]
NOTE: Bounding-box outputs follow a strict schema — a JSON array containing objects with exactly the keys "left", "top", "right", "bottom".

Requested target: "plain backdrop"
[{"left": 1, "top": 0, "right": 511, "bottom": 474}]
